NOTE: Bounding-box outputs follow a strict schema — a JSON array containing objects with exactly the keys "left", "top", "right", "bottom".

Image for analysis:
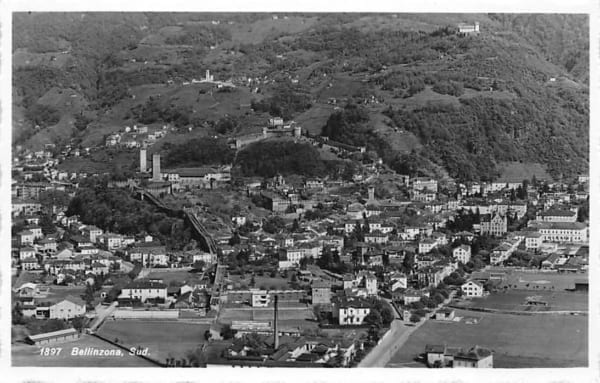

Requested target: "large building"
[
  {"left": 533, "top": 222, "right": 587, "bottom": 243},
  {"left": 119, "top": 280, "right": 167, "bottom": 302},
  {"left": 452, "top": 245, "right": 472, "bottom": 264},
  {"left": 311, "top": 280, "right": 332, "bottom": 305},
  {"left": 536, "top": 209, "right": 577, "bottom": 223},
  {"left": 479, "top": 213, "right": 507, "bottom": 237},
  {"left": 334, "top": 297, "right": 371, "bottom": 326}
]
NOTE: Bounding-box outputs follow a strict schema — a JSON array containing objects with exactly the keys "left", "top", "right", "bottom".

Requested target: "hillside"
[{"left": 13, "top": 13, "right": 589, "bottom": 181}]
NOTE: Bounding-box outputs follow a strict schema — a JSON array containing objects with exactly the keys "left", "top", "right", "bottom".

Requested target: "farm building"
[{"left": 26, "top": 328, "right": 80, "bottom": 346}]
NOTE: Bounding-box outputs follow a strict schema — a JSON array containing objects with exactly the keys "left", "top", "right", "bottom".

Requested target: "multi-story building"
[
  {"left": 479, "top": 213, "right": 507, "bottom": 237},
  {"left": 412, "top": 178, "right": 438, "bottom": 193},
  {"left": 461, "top": 280, "right": 484, "bottom": 298},
  {"left": 335, "top": 297, "right": 371, "bottom": 326},
  {"left": 536, "top": 209, "right": 577, "bottom": 223},
  {"left": 311, "top": 280, "right": 332, "bottom": 305},
  {"left": 452, "top": 245, "right": 472, "bottom": 264},
  {"left": 119, "top": 280, "right": 167, "bottom": 302},
  {"left": 533, "top": 222, "right": 587, "bottom": 243}
]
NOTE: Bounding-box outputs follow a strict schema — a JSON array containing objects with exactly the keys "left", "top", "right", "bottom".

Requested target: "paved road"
[
  {"left": 359, "top": 292, "right": 456, "bottom": 367},
  {"left": 89, "top": 301, "right": 118, "bottom": 332}
]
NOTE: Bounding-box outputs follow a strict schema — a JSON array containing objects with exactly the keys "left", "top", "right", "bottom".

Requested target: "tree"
[
  {"left": 380, "top": 306, "right": 395, "bottom": 326},
  {"left": 83, "top": 283, "right": 95, "bottom": 310},
  {"left": 228, "top": 233, "right": 241, "bottom": 246},
  {"left": 220, "top": 324, "right": 235, "bottom": 340},
  {"left": 192, "top": 260, "right": 206, "bottom": 271},
  {"left": 364, "top": 309, "right": 383, "bottom": 328},
  {"left": 402, "top": 252, "right": 415, "bottom": 273},
  {"left": 250, "top": 274, "right": 256, "bottom": 287},
  {"left": 409, "top": 313, "right": 421, "bottom": 323},
  {"left": 39, "top": 213, "right": 56, "bottom": 235},
  {"left": 291, "top": 218, "right": 300, "bottom": 232}
]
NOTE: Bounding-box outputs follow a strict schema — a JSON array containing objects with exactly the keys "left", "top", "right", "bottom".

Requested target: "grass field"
[
  {"left": 499, "top": 271, "right": 583, "bottom": 291},
  {"left": 12, "top": 334, "right": 156, "bottom": 367},
  {"left": 387, "top": 309, "right": 587, "bottom": 368},
  {"left": 227, "top": 275, "right": 293, "bottom": 291},
  {"left": 97, "top": 320, "right": 210, "bottom": 362},
  {"left": 455, "top": 290, "right": 588, "bottom": 312}
]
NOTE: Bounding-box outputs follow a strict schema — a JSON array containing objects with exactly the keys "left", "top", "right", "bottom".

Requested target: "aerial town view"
[{"left": 10, "top": 12, "right": 589, "bottom": 369}]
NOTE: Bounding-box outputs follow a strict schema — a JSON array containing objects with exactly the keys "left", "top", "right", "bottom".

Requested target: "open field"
[
  {"left": 97, "top": 320, "right": 210, "bottom": 362},
  {"left": 387, "top": 309, "right": 587, "bottom": 368},
  {"left": 227, "top": 275, "right": 294, "bottom": 291},
  {"left": 12, "top": 334, "right": 156, "bottom": 367},
  {"left": 497, "top": 270, "right": 585, "bottom": 291},
  {"left": 454, "top": 290, "right": 588, "bottom": 312},
  {"left": 146, "top": 270, "right": 203, "bottom": 286}
]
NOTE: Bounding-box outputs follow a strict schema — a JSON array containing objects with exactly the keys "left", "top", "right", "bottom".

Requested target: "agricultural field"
[
  {"left": 454, "top": 290, "right": 588, "bottom": 312},
  {"left": 12, "top": 334, "right": 156, "bottom": 367},
  {"left": 387, "top": 309, "right": 587, "bottom": 368},
  {"left": 97, "top": 320, "right": 211, "bottom": 363}
]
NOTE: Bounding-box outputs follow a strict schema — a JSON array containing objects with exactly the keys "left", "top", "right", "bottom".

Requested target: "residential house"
[
  {"left": 461, "top": 280, "right": 484, "bottom": 298},
  {"left": 525, "top": 232, "right": 543, "bottom": 250},
  {"left": 335, "top": 297, "right": 371, "bottom": 326},
  {"left": 119, "top": 280, "right": 168, "bottom": 302},
  {"left": 453, "top": 346, "right": 493, "bottom": 368},
  {"left": 18, "top": 230, "right": 35, "bottom": 246},
  {"left": 452, "top": 245, "right": 471, "bottom": 264},
  {"left": 21, "top": 257, "right": 40, "bottom": 270},
  {"left": 83, "top": 225, "right": 103, "bottom": 243},
  {"left": 364, "top": 231, "right": 388, "bottom": 244},
  {"left": 311, "top": 280, "right": 332, "bottom": 305},
  {"left": 19, "top": 247, "right": 36, "bottom": 260}
]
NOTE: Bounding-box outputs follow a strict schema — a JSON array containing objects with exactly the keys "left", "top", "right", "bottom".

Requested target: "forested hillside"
[{"left": 13, "top": 13, "right": 588, "bottom": 182}]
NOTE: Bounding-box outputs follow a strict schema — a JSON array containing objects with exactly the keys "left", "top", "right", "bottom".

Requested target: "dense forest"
[
  {"left": 162, "top": 138, "right": 235, "bottom": 168},
  {"left": 66, "top": 181, "right": 191, "bottom": 250},
  {"left": 234, "top": 140, "right": 332, "bottom": 178}
]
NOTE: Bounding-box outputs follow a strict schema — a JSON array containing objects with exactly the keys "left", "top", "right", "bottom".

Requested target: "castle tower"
[
  {"left": 368, "top": 186, "right": 375, "bottom": 202},
  {"left": 152, "top": 154, "right": 161, "bottom": 181},
  {"left": 140, "top": 148, "right": 147, "bottom": 173}
]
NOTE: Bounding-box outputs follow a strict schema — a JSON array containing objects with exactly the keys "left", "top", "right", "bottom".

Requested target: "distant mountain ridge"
[{"left": 12, "top": 13, "right": 589, "bottom": 181}]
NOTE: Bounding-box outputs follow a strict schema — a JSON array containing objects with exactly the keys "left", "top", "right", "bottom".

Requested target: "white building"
[
  {"left": 534, "top": 222, "right": 587, "bottom": 243},
  {"left": 461, "top": 280, "right": 484, "bottom": 298},
  {"left": 337, "top": 298, "right": 371, "bottom": 326},
  {"left": 452, "top": 245, "right": 472, "bottom": 264},
  {"left": 119, "top": 280, "right": 168, "bottom": 302}
]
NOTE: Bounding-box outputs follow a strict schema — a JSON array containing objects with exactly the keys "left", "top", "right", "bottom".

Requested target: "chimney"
[
  {"left": 152, "top": 154, "right": 161, "bottom": 181},
  {"left": 273, "top": 295, "right": 279, "bottom": 350},
  {"left": 140, "top": 148, "right": 147, "bottom": 173}
]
